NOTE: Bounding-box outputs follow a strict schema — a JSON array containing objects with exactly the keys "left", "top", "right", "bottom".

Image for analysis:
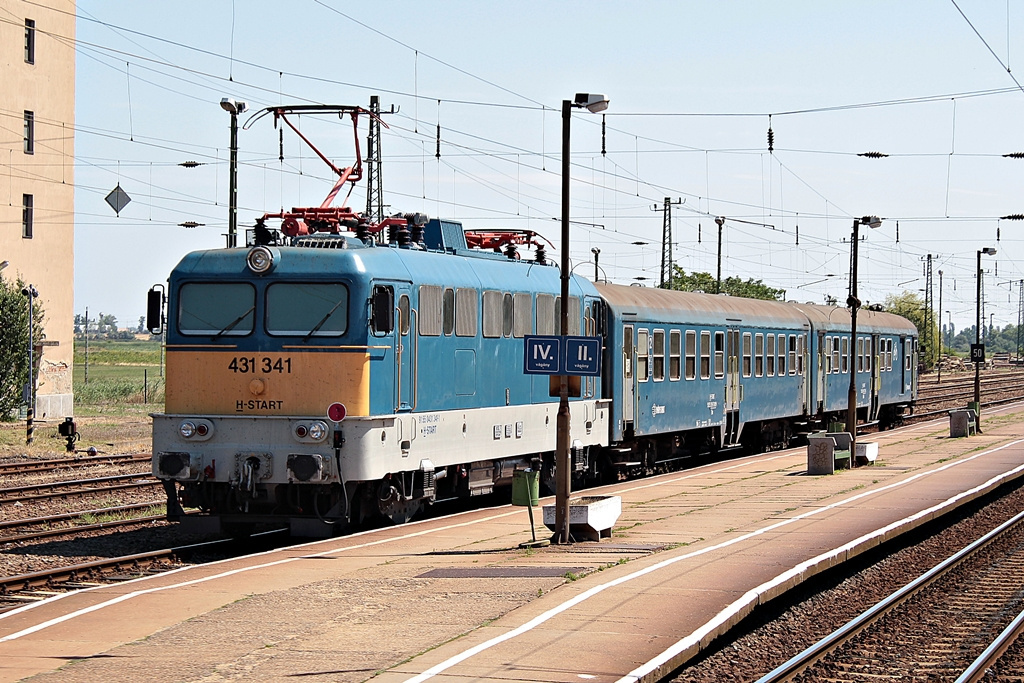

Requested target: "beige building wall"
[{"left": 1, "top": 0, "right": 76, "bottom": 418}]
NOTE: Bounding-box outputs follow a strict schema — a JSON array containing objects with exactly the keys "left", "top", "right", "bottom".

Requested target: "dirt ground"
[{"left": 0, "top": 408, "right": 152, "bottom": 460}]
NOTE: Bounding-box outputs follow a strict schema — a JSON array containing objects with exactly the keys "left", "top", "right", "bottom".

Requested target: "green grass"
[{"left": 74, "top": 340, "right": 164, "bottom": 406}]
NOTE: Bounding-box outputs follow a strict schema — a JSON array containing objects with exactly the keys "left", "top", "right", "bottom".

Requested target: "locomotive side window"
[
  {"left": 754, "top": 333, "right": 764, "bottom": 377},
  {"left": 455, "top": 288, "right": 477, "bottom": 337},
  {"left": 742, "top": 332, "right": 752, "bottom": 377},
  {"left": 537, "top": 294, "right": 556, "bottom": 335},
  {"left": 398, "top": 295, "right": 411, "bottom": 335},
  {"left": 267, "top": 283, "right": 348, "bottom": 337},
  {"left": 778, "top": 334, "right": 787, "bottom": 376},
  {"left": 684, "top": 330, "right": 696, "bottom": 380},
  {"left": 700, "top": 331, "right": 712, "bottom": 379},
  {"left": 442, "top": 288, "right": 455, "bottom": 336},
  {"left": 653, "top": 330, "right": 665, "bottom": 381},
  {"left": 670, "top": 330, "right": 681, "bottom": 381},
  {"left": 766, "top": 333, "right": 775, "bottom": 377},
  {"left": 714, "top": 331, "right": 725, "bottom": 378},
  {"left": 370, "top": 285, "right": 394, "bottom": 334},
  {"left": 180, "top": 282, "right": 255, "bottom": 337},
  {"left": 418, "top": 285, "right": 442, "bottom": 336},
  {"left": 503, "top": 293, "right": 514, "bottom": 337},
  {"left": 513, "top": 293, "right": 532, "bottom": 337},
  {"left": 482, "top": 290, "right": 502, "bottom": 338},
  {"left": 637, "top": 329, "right": 650, "bottom": 382}
]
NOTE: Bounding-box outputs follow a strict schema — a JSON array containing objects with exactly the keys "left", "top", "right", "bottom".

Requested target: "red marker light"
[{"left": 327, "top": 402, "right": 347, "bottom": 422}]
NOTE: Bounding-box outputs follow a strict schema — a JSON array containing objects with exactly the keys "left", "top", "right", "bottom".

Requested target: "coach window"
[
  {"left": 684, "top": 330, "right": 696, "bottom": 380},
  {"left": 790, "top": 335, "right": 799, "bottom": 375},
  {"left": 670, "top": 330, "right": 682, "bottom": 381},
  {"left": 442, "top": 288, "right": 455, "bottom": 335},
  {"left": 831, "top": 336, "right": 840, "bottom": 374},
  {"left": 700, "top": 330, "right": 712, "bottom": 379},
  {"left": 179, "top": 282, "right": 255, "bottom": 336},
  {"left": 778, "top": 334, "right": 787, "bottom": 376},
  {"left": 513, "top": 293, "right": 532, "bottom": 337},
  {"left": 839, "top": 336, "right": 848, "bottom": 373},
  {"left": 766, "top": 333, "right": 775, "bottom": 376},
  {"left": 856, "top": 338, "right": 863, "bottom": 372},
  {"left": 754, "top": 333, "right": 764, "bottom": 377},
  {"left": 905, "top": 338, "right": 912, "bottom": 371},
  {"left": 797, "top": 334, "right": 806, "bottom": 374},
  {"left": 637, "top": 329, "right": 650, "bottom": 382},
  {"left": 455, "top": 288, "right": 478, "bottom": 337},
  {"left": 742, "top": 332, "right": 752, "bottom": 377},
  {"left": 714, "top": 331, "right": 725, "bottom": 378},
  {"left": 418, "top": 285, "right": 442, "bottom": 336},
  {"left": 653, "top": 330, "right": 665, "bottom": 381}
]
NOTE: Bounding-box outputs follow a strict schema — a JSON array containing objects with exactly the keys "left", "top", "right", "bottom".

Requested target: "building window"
[
  {"left": 22, "top": 194, "right": 33, "bottom": 239},
  {"left": 25, "top": 19, "right": 36, "bottom": 64},
  {"left": 24, "top": 111, "right": 34, "bottom": 155}
]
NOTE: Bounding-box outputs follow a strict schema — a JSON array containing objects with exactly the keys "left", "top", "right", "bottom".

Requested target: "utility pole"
[
  {"left": 1017, "top": 280, "right": 1023, "bottom": 363},
  {"left": 923, "top": 254, "right": 933, "bottom": 368},
  {"left": 715, "top": 216, "right": 725, "bottom": 294},
  {"left": 365, "top": 95, "right": 384, "bottom": 227},
  {"left": 937, "top": 270, "right": 943, "bottom": 383},
  {"left": 652, "top": 197, "right": 682, "bottom": 288}
]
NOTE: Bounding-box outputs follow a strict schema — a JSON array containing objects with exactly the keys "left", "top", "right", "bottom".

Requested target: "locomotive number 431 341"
[{"left": 227, "top": 357, "right": 292, "bottom": 374}]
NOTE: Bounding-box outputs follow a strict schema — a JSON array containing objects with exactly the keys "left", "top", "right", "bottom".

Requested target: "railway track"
[
  {"left": 0, "top": 453, "right": 150, "bottom": 475},
  {"left": 756, "top": 507, "right": 1024, "bottom": 682},
  {"left": 0, "top": 502, "right": 165, "bottom": 544},
  {"left": 0, "top": 474, "right": 160, "bottom": 504}
]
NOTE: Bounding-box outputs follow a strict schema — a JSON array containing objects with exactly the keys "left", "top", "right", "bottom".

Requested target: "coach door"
[
  {"left": 724, "top": 328, "right": 741, "bottom": 444},
  {"left": 622, "top": 324, "right": 635, "bottom": 427},
  {"left": 816, "top": 332, "right": 826, "bottom": 412},
  {"left": 869, "top": 334, "right": 881, "bottom": 419}
]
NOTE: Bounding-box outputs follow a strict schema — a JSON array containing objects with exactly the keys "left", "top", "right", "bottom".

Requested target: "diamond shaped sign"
[{"left": 105, "top": 184, "right": 131, "bottom": 215}]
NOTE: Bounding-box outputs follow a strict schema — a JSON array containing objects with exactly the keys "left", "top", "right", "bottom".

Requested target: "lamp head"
[
  {"left": 591, "top": 247, "right": 600, "bottom": 255},
  {"left": 0, "top": 260, "right": 7, "bottom": 272},
  {"left": 573, "top": 93, "right": 609, "bottom": 113},
  {"left": 982, "top": 247, "right": 997, "bottom": 256},
  {"left": 220, "top": 98, "right": 247, "bottom": 115},
  {"left": 859, "top": 215, "right": 882, "bottom": 229}
]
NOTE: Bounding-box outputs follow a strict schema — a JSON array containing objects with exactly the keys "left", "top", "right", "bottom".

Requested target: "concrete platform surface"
[{"left": 3, "top": 403, "right": 1024, "bottom": 682}]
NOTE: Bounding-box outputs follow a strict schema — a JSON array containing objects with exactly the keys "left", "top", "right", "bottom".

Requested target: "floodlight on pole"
[
  {"left": 846, "top": 215, "right": 881, "bottom": 457},
  {"left": 555, "top": 93, "right": 608, "bottom": 545},
  {"left": 221, "top": 98, "right": 248, "bottom": 249}
]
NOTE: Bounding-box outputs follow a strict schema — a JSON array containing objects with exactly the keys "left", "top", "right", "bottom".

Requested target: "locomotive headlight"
[
  {"left": 179, "top": 421, "right": 197, "bottom": 438},
  {"left": 307, "top": 421, "right": 328, "bottom": 442},
  {"left": 246, "top": 246, "right": 276, "bottom": 274}
]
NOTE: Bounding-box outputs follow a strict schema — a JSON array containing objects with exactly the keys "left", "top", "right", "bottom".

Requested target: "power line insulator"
[
  {"left": 858, "top": 151, "right": 889, "bottom": 158},
  {"left": 767, "top": 126, "right": 774, "bottom": 153},
  {"left": 1003, "top": 152, "right": 1024, "bottom": 158},
  {"left": 1001, "top": 214, "right": 1024, "bottom": 220}
]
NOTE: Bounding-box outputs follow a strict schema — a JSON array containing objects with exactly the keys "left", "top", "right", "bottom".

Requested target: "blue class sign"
[{"left": 523, "top": 335, "right": 602, "bottom": 376}]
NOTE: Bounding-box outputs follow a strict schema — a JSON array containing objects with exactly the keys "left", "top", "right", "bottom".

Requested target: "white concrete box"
[{"left": 543, "top": 495, "right": 621, "bottom": 542}]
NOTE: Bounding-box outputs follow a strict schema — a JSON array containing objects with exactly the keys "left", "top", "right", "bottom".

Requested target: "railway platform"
[{"left": 3, "top": 404, "right": 1024, "bottom": 683}]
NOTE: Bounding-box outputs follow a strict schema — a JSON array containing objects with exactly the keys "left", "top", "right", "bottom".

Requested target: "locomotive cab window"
[
  {"left": 267, "top": 283, "right": 348, "bottom": 337},
  {"left": 371, "top": 285, "right": 394, "bottom": 334},
  {"left": 179, "top": 282, "right": 255, "bottom": 337}
]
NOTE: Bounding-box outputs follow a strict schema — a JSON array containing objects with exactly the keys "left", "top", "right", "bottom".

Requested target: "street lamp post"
[
  {"left": 975, "top": 247, "right": 997, "bottom": 413},
  {"left": 714, "top": 216, "right": 725, "bottom": 294},
  {"left": 847, "top": 216, "right": 882, "bottom": 457},
  {"left": 220, "top": 98, "right": 248, "bottom": 248},
  {"left": 592, "top": 247, "right": 600, "bottom": 281},
  {"left": 22, "top": 284, "right": 37, "bottom": 444},
  {"left": 555, "top": 93, "right": 608, "bottom": 545}
]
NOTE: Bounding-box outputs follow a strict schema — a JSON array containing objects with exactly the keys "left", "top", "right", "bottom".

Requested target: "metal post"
[
  {"left": 592, "top": 247, "right": 600, "bottom": 281},
  {"left": 23, "top": 284, "right": 37, "bottom": 445},
  {"left": 555, "top": 98, "right": 572, "bottom": 545},
  {"left": 715, "top": 216, "right": 724, "bottom": 294},
  {"left": 228, "top": 108, "right": 239, "bottom": 248},
  {"left": 937, "top": 270, "right": 943, "bottom": 383},
  {"left": 975, "top": 249, "right": 982, "bottom": 406},
  {"left": 847, "top": 220, "right": 861, "bottom": 456}
]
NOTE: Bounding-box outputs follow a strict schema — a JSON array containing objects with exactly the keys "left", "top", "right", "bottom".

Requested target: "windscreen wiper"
[
  {"left": 302, "top": 298, "right": 346, "bottom": 342},
  {"left": 212, "top": 305, "right": 255, "bottom": 339}
]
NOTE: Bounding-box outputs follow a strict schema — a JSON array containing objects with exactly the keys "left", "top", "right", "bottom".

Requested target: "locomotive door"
[
  {"left": 724, "top": 328, "right": 741, "bottom": 444},
  {"left": 622, "top": 324, "right": 635, "bottom": 427},
  {"left": 396, "top": 287, "right": 416, "bottom": 411},
  {"left": 869, "top": 334, "right": 881, "bottom": 420}
]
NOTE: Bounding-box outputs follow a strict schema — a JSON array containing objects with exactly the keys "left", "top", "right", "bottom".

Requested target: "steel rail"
[
  {"left": 0, "top": 453, "right": 150, "bottom": 475},
  {"left": 955, "top": 606, "right": 1024, "bottom": 683},
  {"left": 755, "top": 507, "right": 1024, "bottom": 683}
]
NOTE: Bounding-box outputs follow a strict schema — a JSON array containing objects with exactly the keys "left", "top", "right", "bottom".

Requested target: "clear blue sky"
[{"left": 73, "top": 1, "right": 1024, "bottom": 334}]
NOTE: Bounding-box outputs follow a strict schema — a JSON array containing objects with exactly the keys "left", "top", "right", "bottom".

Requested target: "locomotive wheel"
[{"left": 375, "top": 478, "right": 422, "bottom": 525}]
